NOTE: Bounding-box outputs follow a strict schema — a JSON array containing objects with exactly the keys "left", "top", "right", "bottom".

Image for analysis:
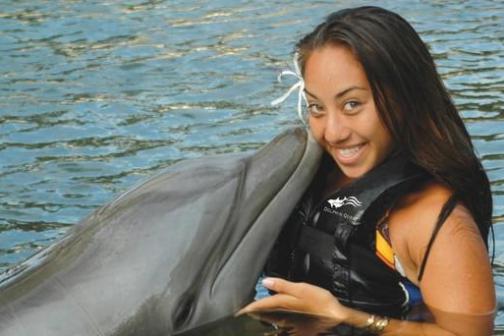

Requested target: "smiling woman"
[{"left": 240, "top": 6, "right": 496, "bottom": 336}]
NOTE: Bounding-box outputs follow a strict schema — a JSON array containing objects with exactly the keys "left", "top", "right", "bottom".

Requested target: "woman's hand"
[
  {"left": 238, "top": 277, "right": 350, "bottom": 321},
  {"left": 238, "top": 278, "right": 352, "bottom": 336},
  {"left": 245, "top": 310, "right": 344, "bottom": 336}
]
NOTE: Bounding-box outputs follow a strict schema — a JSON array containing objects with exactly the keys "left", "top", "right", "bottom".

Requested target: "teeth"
[{"left": 338, "top": 145, "right": 361, "bottom": 158}]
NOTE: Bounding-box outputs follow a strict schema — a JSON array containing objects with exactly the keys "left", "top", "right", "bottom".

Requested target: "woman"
[{"left": 239, "top": 6, "right": 495, "bottom": 335}]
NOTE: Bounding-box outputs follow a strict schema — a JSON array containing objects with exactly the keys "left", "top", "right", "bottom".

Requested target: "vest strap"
[{"left": 297, "top": 225, "right": 333, "bottom": 262}]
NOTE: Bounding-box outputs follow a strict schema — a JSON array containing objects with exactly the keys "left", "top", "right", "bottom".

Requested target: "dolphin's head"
[{"left": 0, "top": 127, "right": 322, "bottom": 336}]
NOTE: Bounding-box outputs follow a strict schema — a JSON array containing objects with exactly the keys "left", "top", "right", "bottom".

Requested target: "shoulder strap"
[{"left": 417, "top": 194, "right": 458, "bottom": 281}]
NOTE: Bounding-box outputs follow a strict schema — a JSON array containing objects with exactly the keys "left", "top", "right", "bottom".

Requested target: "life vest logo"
[{"left": 327, "top": 196, "right": 362, "bottom": 209}]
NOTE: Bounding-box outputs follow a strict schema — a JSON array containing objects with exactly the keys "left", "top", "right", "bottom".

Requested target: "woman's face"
[{"left": 304, "top": 44, "right": 394, "bottom": 181}]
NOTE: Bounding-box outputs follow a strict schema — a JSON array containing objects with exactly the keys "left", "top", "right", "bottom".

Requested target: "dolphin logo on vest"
[{"left": 327, "top": 196, "right": 362, "bottom": 209}]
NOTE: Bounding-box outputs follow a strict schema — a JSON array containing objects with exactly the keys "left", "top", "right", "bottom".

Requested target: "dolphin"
[{"left": 0, "top": 127, "right": 322, "bottom": 335}]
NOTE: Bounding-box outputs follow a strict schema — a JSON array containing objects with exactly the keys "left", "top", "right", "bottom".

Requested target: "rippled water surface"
[{"left": 1, "top": 0, "right": 503, "bottom": 332}]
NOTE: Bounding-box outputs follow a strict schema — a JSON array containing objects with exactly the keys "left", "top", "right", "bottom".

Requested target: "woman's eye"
[
  {"left": 307, "top": 103, "right": 324, "bottom": 116},
  {"left": 343, "top": 101, "right": 360, "bottom": 113}
]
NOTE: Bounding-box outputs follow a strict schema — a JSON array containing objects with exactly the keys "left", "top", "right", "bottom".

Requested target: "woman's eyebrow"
[
  {"left": 335, "top": 86, "right": 367, "bottom": 98},
  {"left": 304, "top": 88, "right": 318, "bottom": 100},
  {"left": 304, "top": 86, "right": 367, "bottom": 100}
]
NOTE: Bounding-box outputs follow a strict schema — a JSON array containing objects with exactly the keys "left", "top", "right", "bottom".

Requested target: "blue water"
[{"left": 1, "top": 0, "right": 503, "bottom": 332}]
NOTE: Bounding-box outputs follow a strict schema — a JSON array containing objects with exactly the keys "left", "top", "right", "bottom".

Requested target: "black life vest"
[{"left": 265, "top": 154, "right": 431, "bottom": 318}]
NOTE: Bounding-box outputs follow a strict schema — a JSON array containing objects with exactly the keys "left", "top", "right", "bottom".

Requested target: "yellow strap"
[{"left": 375, "top": 230, "right": 395, "bottom": 269}]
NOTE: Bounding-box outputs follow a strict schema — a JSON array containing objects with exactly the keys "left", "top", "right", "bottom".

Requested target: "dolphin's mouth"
[{"left": 173, "top": 293, "right": 197, "bottom": 330}]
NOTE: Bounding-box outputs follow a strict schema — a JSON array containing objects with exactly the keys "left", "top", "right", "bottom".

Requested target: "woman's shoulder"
[
  {"left": 387, "top": 180, "right": 483, "bottom": 281},
  {"left": 390, "top": 180, "right": 477, "bottom": 231},
  {"left": 389, "top": 181, "right": 495, "bottom": 315}
]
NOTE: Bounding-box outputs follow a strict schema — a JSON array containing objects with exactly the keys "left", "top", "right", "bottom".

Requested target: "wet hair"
[{"left": 296, "top": 6, "right": 493, "bottom": 248}]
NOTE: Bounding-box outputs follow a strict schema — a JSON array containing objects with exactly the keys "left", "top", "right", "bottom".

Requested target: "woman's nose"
[{"left": 323, "top": 112, "right": 351, "bottom": 144}]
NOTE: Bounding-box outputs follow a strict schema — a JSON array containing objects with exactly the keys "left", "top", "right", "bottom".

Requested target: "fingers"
[
  {"left": 245, "top": 311, "right": 288, "bottom": 326},
  {"left": 262, "top": 277, "right": 304, "bottom": 296},
  {"left": 237, "top": 294, "right": 296, "bottom": 315}
]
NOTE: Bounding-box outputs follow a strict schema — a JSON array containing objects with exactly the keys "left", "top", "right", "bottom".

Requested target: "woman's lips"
[{"left": 333, "top": 143, "right": 366, "bottom": 165}]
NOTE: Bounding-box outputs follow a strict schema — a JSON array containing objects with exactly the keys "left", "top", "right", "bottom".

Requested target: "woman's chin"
[{"left": 336, "top": 163, "right": 373, "bottom": 181}]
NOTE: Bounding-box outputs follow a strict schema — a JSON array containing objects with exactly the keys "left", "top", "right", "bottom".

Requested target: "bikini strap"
[{"left": 417, "top": 194, "right": 458, "bottom": 281}]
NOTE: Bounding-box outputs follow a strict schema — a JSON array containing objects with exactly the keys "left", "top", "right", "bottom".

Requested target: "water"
[{"left": 0, "top": 0, "right": 503, "bottom": 332}]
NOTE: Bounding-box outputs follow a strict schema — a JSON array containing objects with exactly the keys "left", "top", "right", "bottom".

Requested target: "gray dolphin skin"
[{"left": 0, "top": 127, "right": 322, "bottom": 336}]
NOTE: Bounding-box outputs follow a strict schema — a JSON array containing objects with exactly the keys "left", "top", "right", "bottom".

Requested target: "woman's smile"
[{"left": 334, "top": 143, "right": 366, "bottom": 163}]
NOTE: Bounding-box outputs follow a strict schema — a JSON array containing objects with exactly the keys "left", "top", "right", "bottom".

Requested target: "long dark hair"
[{"left": 296, "top": 6, "right": 493, "bottom": 246}]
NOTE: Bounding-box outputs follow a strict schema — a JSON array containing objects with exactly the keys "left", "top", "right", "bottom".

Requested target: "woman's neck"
[{"left": 319, "top": 163, "right": 353, "bottom": 200}]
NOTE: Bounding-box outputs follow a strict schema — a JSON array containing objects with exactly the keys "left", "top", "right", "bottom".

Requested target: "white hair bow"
[{"left": 270, "top": 53, "right": 308, "bottom": 124}]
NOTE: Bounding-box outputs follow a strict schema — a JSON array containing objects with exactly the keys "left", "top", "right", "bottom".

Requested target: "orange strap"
[{"left": 375, "top": 229, "right": 395, "bottom": 270}]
